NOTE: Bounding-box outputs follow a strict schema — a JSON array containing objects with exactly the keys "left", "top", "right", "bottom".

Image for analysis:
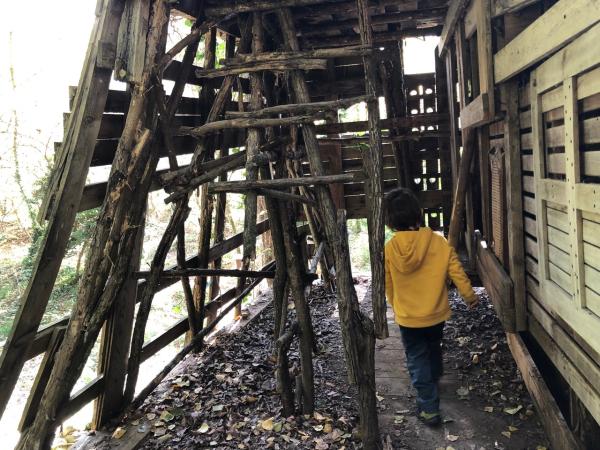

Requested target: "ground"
[{"left": 71, "top": 281, "right": 549, "bottom": 450}]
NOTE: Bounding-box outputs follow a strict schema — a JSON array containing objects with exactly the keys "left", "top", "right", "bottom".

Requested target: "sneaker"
[{"left": 418, "top": 411, "right": 441, "bottom": 426}]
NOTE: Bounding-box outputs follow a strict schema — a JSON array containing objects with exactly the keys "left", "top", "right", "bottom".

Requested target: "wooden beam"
[
  {"left": 503, "top": 82, "right": 527, "bottom": 331},
  {"left": 459, "top": 93, "right": 490, "bottom": 129},
  {"left": 208, "top": 173, "right": 360, "bottom": 192},
  {"left": 135, "top": 268, "right": 276, "bottom": 279},
  {"left": 494, "top": 0, "right": 600, "bottom": 83},
  {"left": 356, "top": 0, "right": 387, "bottom": 339},
  {"left": 303, "top": 27, "right": 442, "bottom": 48},
  {"left": 438, "top": 0, "right": 470, "bottom": 56},
  {"left": 492, "top": 0, "right": 539, "bottom": 18},
  {"left": 506, "top": 331, "right": 584, "bottom": 450},
  {"left": 206, "top": 0, "right": 347, "bottom": 16}
]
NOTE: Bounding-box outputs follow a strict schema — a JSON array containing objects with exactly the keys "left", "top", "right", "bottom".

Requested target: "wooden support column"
[
  {"left": 478, "top": 126, "right": 491, "bottom": 240},
  {"left": 277, "top": 8, "right": 381, "bottom": 449},
  {"left": 444, "top": 46, "right": 460, "bottom": 189},
  {"left": 209, "top": 34, "right": 237, "bottom": 318},
  {"left": 435, "top": 50, "right": 453, "bottom": 229},
  {"left": 502, "top": 81, "right": 527, "bottom": 331},
  {"left": 0, "top": 0, "right": 127, "bottom": 419},
  {"left": 379, "top": 42, "right": 411, "bottom": 187},
  {"left": 93, "top": 212, "right": 145, "bottom": 427},
  {"left": 356, "top": 0, "right": 387, "bottom": 340},
  {"left": 192, "top": 27, "right": 218, "bottom": 337}
]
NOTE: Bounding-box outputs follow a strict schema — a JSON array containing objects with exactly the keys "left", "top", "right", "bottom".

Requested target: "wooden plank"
[
  {"left": 504, "top": 82, "right": 527, "bottom": 330},
  {"left": 459, "top": 93, "right": 490, "bottom": 129},
  {"left": 93, "top": 218, "right": 145, "bottom": 427},
  {"left": 475, "top": 233, "right": 516, "bottom": 331},
  {"left": 531, "top": 314, "right": 600, "bottom": 424},
  {"left": 506, "top": 331, "right": 584, "bottom": 450},
  {"left": 576, "top": 184, "right": 600, "bottom": 215},
  {"left": 535, "top": 21, "right": 600, "bottom": 94},
  {"left": 492, "top": 0, "right": 539, "bottom": 18},
  {"left": 438, "top": 0, "right": 471, "bottom": 56},
  {"left": 18, "top": 327, "right": 66, "bottom": 431},
  {"left": 494, "top": 0, "right": 600, "bottom": 83}
]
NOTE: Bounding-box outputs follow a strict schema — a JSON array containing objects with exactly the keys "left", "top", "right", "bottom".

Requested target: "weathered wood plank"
[
  {"left": 506, "top": 331, "right": 584, "bottom": 450},
  {"left": 494, "top": 0, "right": 600, "bottom": 83}
]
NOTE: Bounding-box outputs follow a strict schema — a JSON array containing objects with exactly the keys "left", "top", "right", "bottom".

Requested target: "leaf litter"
[{"left": 115, "top": 285, "right": 362, "bottom": 449}]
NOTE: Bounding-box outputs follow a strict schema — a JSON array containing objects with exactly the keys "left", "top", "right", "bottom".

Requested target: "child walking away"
[{"left": 384, "top": 188, "right": 479, "bottom": 426}]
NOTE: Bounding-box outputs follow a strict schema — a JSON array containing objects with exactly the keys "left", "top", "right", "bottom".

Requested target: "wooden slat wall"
[
  {"left": 332, "top": 73, "right": 452, "bottom": 229},
  {"left": 517, "top": 38, "right": 600, "bottom": 429}
]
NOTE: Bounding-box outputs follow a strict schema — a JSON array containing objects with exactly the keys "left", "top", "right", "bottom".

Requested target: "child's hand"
[{"left": 468, "top": 296, "right": 480, "bottom": 310}]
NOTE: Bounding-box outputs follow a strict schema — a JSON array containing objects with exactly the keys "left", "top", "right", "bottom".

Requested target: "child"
[{"left": 384, "top": 188, "right": 478, "bottom": 426}]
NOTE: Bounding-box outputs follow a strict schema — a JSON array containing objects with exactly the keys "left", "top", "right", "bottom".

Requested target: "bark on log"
[
  {"left": 279, "top": 201, "right": 315, "bottom": 414},
  {"left": 276, "top": 321, "right": 299, "bottom": 417},
  {"left": 448, "top": 128, "right": 475, "bottom": 248},
  {"left": 208, "top": 173, "right": 359, "bottom": 192},
  {"left": 225, "top": 95, "right": 373, "bottom": 119},
  {"left": 223, "top": 46, "right": 370, "bottom": 66},
  {"left": 356, "top": 0, "right": 387, "bottom": 339},
  {"left": 179, "top": 115, "right": 320, "bottom": 138},
  {"left": 135, "top": 268, "right": 276, "bottom": 279},
  {"left": 277, "top": 7, "right": 381, "bottom": 449},
  {"left": 195, "top": 58, "right": 328, "bottom": 78},
  {"left": 124, "top": 201, "right": 191, "bottom": 404}
]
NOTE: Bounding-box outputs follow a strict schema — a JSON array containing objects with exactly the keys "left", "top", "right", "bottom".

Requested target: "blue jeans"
[{"left": 399, "top": 322, "right": 444, "bottom": 414}]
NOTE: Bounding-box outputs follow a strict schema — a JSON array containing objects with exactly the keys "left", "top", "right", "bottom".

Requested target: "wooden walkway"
[{"left": 375, "top": 304, "right": 547, "bottom": 450}]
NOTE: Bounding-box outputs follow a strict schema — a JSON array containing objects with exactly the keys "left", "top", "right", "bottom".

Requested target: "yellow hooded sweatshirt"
[{"left": 385, "top": 227, "right": 477, "bottom": 328}]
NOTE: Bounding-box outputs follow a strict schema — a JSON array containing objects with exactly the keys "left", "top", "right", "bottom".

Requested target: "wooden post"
[
  {"left": 277, "top": 8, "right": 381, "bottom": 449},
  {"left": 502, "top": 81, "right": 527, "bottom": 331},
  {"left": 93, "top": 211, "right": 145, "bottom": 427},
  {"left": 355, "top": 0, "right": 388, "bottom": 340},
  {"left": 379, "top": 42, "right": 411, "bottom": 188},
  {"left": 279, "top": 201, "right": 315, "bottom": 414},
  {"left": 435, "top": 50, "right": 453, "bottom": 231},
  {"left": 192, "top": 27, "right": 218, "bottom": 338},
  {"left": 478, "top": 126, "right": 492, "bottom": 240},
  {"left": 0, "top": 0, "right": 127, "bottom": 419}
]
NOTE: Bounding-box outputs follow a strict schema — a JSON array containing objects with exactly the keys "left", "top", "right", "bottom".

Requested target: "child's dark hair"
[{"left": 384, "top": 188, "right": 422, "bottom": 231}]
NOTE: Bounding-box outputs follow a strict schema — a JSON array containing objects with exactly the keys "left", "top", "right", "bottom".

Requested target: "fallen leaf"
[
  {"left": 503, "top": 405, "right": 523, "bottom": 415},
  {"left": 198, "top": 422, "right": 210, "bottom": 434},
  {"left": 146, "top": 413, "right": 156, "bottom": 421},
  {"left": 112, "top": 427, "right": 126, "bottom": 439},
  {"left": 313, "top": 424, "right": 324, "bottom": 432},
  {"left": 447, "top": 434, "right": 459, "bottom": 442},
  {"left": 153, "top": 427, "right": 166, "bottom": 437},
  {"left": 261, "top": 418, "right": 274, "bottom": 431},
  {"left": 212, "top": 404, "right": 225, "bottom": 412},
  {"left": 484, "top": 406, "right": 494, "bottom": 413},
  {"left": 502, "top": 431, "right": 511, "bottom": 438},
  {"left": 456, "top": 387, "right": 469, "bottom": 397},
  {"left": 323, "top": 423, "right": 333, "bottom": 433},
  {"left": 472, "top": 354, "right": 480, "bottom": 364},
  {"left": 509, "top": 426, "right": 518, "bottom": 432},
  {"left": 160, "top": 410, "right": 175, "bottom": 422}
]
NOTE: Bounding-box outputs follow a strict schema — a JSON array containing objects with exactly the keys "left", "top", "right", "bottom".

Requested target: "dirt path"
[{"left": 376, "top": 289, "right": 549, "bottom": 450}]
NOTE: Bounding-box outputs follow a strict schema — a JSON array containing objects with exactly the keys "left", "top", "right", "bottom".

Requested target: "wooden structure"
[
  {"left": 0, "top": 1, "right": 451, "bottom": 449},
  {"left": 3, "top": 1, "right": 599, "bottom": 449},
  {"left": 439, "top": 0, "right": 600, "bottom": 448}
]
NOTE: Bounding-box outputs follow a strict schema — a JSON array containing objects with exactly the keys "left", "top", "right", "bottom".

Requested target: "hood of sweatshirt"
[{"left": 386, "top": 227, "right": 434, "bottom": 274}]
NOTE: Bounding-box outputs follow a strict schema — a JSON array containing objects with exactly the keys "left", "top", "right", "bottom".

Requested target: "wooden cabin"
[{"left": 0, "top": 0, "right": 599, "bottom": 449}]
